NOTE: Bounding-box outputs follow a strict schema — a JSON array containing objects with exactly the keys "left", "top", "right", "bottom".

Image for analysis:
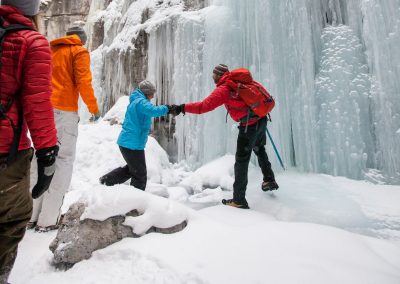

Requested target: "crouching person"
[{"left": 100, "top": 80, "right": 171, "bottom": 190}]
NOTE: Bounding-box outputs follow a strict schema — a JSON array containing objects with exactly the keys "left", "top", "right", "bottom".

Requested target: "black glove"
[
  {"left": 169, "top": 104, "right": 185, "bottom": 116},
  {"left": 166, "top": 105, "right": 173, "bottom": 114},
  {"left": 32, "top": 145, "right": 59, "bottom": 199}
]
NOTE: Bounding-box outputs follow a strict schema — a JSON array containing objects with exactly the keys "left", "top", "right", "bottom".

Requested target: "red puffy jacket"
[
  {"left": 0, "top": 5, "right": 57, "bottom": 153},
  {"left": 184, "top": 73, "right": 259, "bottom": 125}
]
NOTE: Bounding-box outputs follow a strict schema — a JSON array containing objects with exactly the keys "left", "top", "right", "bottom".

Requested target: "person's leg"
[
  {"left": 0, "top": 149, "right": 33, "bottom": 283},
  {"left": 232, "top": 124, "right": 258, "bottom": 203},
  {"left": 37, "top": 110, "right": 79, "bottom": 228},
  {"left": 253, "top": 118, "right": 275, "bottom": 182},
  {"left": 253, "top": 118, "right": 279, "bottom": 191},
  {"left": 99, "top": 165, "right": 131, "bottom": 186},
  {"left": 119, "top": 147, "right": 147, "bottom": 190}
]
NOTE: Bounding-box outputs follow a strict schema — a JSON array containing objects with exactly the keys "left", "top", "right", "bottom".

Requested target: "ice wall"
[
  {"left": 315, "top": 25, "right": 372, "bottom": 179},
  {"left": 146, "top": 0, "right": 400, "bottom": 182},
  {"left": 90, "top": 0, "right": 399, "bottom": 183}
]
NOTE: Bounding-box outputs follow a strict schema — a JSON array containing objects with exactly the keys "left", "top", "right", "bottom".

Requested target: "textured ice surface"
[{"left": 90, "top": 0, "right": 400, "bottom": 183}]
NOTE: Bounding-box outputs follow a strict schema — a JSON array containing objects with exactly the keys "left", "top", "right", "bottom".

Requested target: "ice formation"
[{"left": 87, "top": 0, "right": 400, "bottom": 183}]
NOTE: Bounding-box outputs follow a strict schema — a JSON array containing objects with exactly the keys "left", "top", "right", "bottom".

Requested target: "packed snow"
[{"left": 10, "top": 100, "right": 400, "bottom": 283}]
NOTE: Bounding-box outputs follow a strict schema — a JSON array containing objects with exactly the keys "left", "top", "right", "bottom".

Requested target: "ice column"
[{"left": 315, "top": 25, "right": 372, "bottom": 179}]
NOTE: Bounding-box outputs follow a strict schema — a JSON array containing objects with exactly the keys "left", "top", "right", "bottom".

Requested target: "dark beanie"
[
  {"left": 213, "top": 64, "right": 229, "bottom": 76},
  {"left": 66, "top": 26, "right": 87, "bottom": 44}
]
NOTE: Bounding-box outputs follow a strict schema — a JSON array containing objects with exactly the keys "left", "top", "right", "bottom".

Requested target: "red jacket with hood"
[
  {"left": 0, "top": 5, "right": 57, "bottom": 153},
  {"left": 184, "top": 72, "right": 259, "bottom": 125}
]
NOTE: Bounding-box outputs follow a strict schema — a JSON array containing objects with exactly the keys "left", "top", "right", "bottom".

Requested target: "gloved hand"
[
  {"left": 31, "top": 145, "right": 59, "bottom": 199},
  {"left": 89, "top": 112, "right": 101, "bottom": 122},
  {"left": 169, "top": 104, "right": 185, "bottom": 116}
]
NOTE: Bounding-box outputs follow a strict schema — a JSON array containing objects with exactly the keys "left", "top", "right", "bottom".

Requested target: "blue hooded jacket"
[{"left": 117, "top": 89, "right": 168, "bottom": 150}]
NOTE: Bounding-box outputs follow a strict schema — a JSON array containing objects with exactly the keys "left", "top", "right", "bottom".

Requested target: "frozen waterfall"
[
  {"left": 92, "top": 0, "right": 400, "bottom": 183},
  {"left": 147, "top": 0, "right": 400, "bottom": 182}
]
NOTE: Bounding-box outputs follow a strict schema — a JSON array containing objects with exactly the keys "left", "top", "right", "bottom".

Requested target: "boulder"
[{"left": 50, "top": 202, "right": 187, "bottom": 269}]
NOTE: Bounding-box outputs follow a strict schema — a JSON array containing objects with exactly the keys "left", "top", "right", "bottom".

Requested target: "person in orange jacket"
[{"left": 29, "top": 26, "right": 100, "bottom": 231}]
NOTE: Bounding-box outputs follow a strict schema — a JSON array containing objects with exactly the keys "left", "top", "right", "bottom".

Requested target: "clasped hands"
[{"left": 167, "top": 104, "right": 185, "bottom": 116}]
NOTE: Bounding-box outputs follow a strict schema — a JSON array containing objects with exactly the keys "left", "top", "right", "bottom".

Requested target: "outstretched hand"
[{"left": 168, "top": 104, "right": 185, "bottom": 116}]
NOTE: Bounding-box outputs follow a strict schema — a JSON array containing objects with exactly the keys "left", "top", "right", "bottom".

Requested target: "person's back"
[
  {"left": 0, "top": 5, "right": 56, "bottom": 154},
  {"left": 50, "top": 34, "right": 99, "bottom": 115},
  {"left": 118, "top": 88, "right": 167, "bottom": 150}
]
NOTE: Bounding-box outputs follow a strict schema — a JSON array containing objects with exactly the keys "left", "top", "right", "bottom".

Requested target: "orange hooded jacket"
[{"left": 50, "top": 35, "right": 99, "bottom": 114}]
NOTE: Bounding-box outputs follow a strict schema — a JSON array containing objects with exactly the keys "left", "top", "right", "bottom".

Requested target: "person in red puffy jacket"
[
  {"left": 170, "top": 64, "right": 279, "bottom": 209},
  {"left": 0, "top": 1, "right": 58, "bottom": 282}
]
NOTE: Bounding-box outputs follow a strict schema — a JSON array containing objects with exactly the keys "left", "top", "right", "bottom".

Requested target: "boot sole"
[{"left": 262, "top": 187, "right": 279, "bottom": 192}]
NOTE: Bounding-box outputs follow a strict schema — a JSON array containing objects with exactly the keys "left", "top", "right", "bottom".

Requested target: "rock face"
[
  {"left": 184, "top": 0, "right": 206, "bottom": 10},
  {"left": 41, "top": 0, "right": 92, "bottom": 40},
  {"left": 50, "top": 203, "right": 187, "bottom": 269},
  {"left": 102, "top": 28, "right": 149, "bottom": 114}
]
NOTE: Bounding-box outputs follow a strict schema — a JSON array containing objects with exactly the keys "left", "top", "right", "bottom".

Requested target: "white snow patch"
[
  {"left": 102, "top": 95, "right": 130, "bottom": 124},
  {"left": 180, "top": 155, "right": 235, "bottom": 193}
]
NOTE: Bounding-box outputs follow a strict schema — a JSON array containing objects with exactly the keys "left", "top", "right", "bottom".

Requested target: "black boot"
[
  {"left": 99, "top": 165, "right": 131, "bottom": 186},
  {"left": 261, "top": 180, "right": 279, "bottom": 192},
  {"left": 222, "top": 198, "right": 250, "bottom": 209}
]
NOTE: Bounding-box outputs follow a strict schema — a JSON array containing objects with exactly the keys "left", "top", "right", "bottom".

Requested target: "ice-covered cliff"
[{"left": 84, "top": 0, "right": 399, "bottom": 184}]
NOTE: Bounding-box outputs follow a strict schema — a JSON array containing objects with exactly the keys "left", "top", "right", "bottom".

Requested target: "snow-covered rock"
[{"left": 51, "top": 188, "right": 188, "bottom": 269}]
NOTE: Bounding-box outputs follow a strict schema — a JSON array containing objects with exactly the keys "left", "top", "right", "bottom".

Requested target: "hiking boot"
[
  {"left": 262, "top": 180, "right": 279, "bottom": 192},
  {"left": 34, "top": 224, "right": 59, "bottom": 233},
  {"left": 26, "top": 221, "right": 37, "bottom": 230},
  {"left": 100, "top": 166, "right": 131, "bottom": 186},
  {"left": 222, "top": 199, "right": 250, "bottom": 209}
]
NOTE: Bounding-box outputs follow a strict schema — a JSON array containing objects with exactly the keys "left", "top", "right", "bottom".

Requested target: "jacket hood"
[
  {"left": 0, "top": 5, "right": 34, "bottom": 27},
  {"left": 130, "top": 89, "right": 146, "bottom": 103},
  {"left": 50, "top": 35, "right": 83, "bottom": 47}
]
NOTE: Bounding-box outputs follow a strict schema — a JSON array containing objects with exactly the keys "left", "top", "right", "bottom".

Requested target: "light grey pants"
[{"left": 30, "top": 109, "right": 79, "bottom": 227}]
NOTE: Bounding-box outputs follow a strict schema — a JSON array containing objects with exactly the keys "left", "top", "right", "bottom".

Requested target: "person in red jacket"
[
  {"left": 0, "top": 0, "right": 58, "bottom": 282},
  {"left": 171, "top": 64, "right": 279, "bottom": 209}
]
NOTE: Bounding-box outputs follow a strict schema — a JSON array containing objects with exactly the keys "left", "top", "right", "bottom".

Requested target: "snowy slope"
[{"left": 10, "top": 111, "right": 400, "bottom": 284}]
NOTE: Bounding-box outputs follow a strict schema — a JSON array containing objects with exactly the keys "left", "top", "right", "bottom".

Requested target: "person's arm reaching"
[
  {"left": 184, "top": 85, "right": 230, "bottom": 114},
  {"left": 137, "top": 99, "right": 169, "bottom": 118}
]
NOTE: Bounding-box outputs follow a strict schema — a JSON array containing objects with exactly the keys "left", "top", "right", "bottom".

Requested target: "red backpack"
[{"left": 227, "top": 68, "right": 275, "bottom": 118}]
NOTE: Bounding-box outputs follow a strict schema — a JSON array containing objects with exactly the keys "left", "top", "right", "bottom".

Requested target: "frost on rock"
[{"left": 50, "top": 189, "right": 189, "bottom": 269}]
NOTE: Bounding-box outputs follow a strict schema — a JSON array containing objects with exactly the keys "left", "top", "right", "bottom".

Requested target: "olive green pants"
[{"left": 0, "top": 149, "right": 33, "bottom": 284}]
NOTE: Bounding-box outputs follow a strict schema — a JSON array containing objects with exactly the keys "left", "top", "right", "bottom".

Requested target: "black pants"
[
  {"left": 233, "top": 117, "right": 275, "bottom": 202},
  {"left": 102, "top": 147, "right": 147, "bottom": 190},
  {"left": 119, "top": 146, "right": 147, "bottom": 190}
]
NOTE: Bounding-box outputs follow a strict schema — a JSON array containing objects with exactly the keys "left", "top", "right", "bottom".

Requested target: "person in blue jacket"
[{"left": 100, "top": 80, "right": 172, "bottom": 190}]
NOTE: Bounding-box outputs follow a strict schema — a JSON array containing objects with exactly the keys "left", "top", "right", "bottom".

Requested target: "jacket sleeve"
[
  {"left": 73, "top": 48, "right": 99, "bottom": 114},
  {"left": 184, "top": 85, "right": 230, "bottom": 114},
  {"left": 21, "top": 32, "right": 57, "bottom": 150},
  {"left": 137, "top": 99, "right": 168, "bottom": 118}
]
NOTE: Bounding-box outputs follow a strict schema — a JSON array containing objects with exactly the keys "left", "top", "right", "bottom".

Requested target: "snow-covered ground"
[{"left": 9, "top": 112, "right": 400, "bottom": 283}]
